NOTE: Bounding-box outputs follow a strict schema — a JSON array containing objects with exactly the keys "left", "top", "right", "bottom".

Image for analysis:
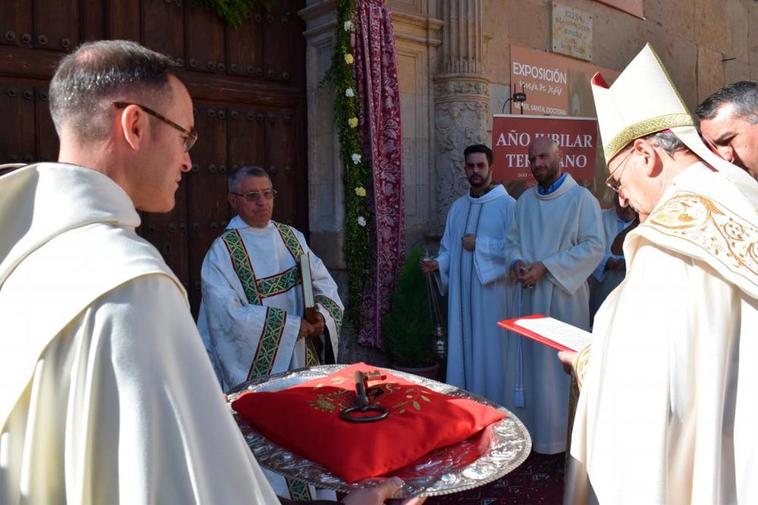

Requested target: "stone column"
[
  {"left": 298, "top": 1, "right": 344, "bottom": 274},
  {"left": 433, "top": 0, "right": 490, "bottom": 229}
]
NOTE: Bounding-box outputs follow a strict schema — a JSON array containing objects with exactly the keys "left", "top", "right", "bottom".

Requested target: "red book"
[{"left": 498, "top": 314, "right": 591, "bottom": 352}]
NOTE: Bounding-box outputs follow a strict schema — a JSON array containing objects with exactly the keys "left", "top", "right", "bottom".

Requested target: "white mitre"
[{"left": 590, "top": 43, "right": 756, "bottom": 191}]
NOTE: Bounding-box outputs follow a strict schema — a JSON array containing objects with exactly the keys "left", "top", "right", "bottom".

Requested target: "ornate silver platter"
[{"left": 227, "top": 364, "right": 531, "bottom": 497}]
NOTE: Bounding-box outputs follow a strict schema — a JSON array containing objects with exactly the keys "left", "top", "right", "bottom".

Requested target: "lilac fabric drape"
[{"left": 353, "top": 0, "right": 404, "bottom": 347}]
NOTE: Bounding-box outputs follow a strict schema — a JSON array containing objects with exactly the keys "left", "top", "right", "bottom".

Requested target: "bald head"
[
  {"left": 528, "top": 137, "right": 562, "bottom": 187},
  {"left": 529, "top": 136, "right": 560, "bottom": 156}
]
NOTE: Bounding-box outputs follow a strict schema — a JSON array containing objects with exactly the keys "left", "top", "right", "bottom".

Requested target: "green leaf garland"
[{"left": 323, "top": 0, "right": 373, "bottom": 331}]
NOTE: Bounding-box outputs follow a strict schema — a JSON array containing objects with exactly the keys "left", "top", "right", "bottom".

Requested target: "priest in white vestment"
[
  {"left": 198, "top": 165, "right": 343, "bottom": 500},
  {"left": 0, "top": 41, "right": 279, "bottom": 504},
  {"left": 565, "top": 44, "right": 758, "bottom": 504},
  {"left": 422, "top": 144, "right": 516, "bottom": 406},
  {"left": 588, "top": 195, "right": 636, "bottom": 322},
  {"left": 504, "top": 137, "right": 604, "bottom": 454}
]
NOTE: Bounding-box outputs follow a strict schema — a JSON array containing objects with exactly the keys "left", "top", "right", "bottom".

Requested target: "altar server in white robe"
[
  {"left": 0, "top": 39, "right": 419, "bottom": 505},
  {"left": 504, "top": 136, "right": 604, "bottom": 454},
  {"left": 198, "top": 166, "right": 343, "bottom": 393},
  {"left": 564, "top": 44, "right": 758, "bottom": 504},
  {"left": 588, "top": 195, "right": 636, "bottom": 321},
  {"left": 198, "top": 165, "right": 343, "bottom": 500},
  {"left": 422, "top": 144, "right": 516, "bottom": 406}
]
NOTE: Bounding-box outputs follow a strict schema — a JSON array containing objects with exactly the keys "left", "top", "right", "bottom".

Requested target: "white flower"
[
  {"left": 344, "top": 20, "right": 354, "bottom": 32},
  {"left": 351, "top": 153, "right": 362, "bottom": 164},
  {"left": 345, "top": 88, "right": 355, "bottom": 98},
  {"left": 357, "top": 216, "right": 367, "bottom": 227}
]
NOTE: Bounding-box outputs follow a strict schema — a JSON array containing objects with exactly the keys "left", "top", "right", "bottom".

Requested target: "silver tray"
[{"left": 227, "top": 365, "right": 531, "bottom": 497}]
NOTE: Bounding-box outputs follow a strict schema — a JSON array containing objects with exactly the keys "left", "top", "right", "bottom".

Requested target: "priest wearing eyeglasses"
[{"left": 197, "top": 165, "right": 343, "bottom": 499}]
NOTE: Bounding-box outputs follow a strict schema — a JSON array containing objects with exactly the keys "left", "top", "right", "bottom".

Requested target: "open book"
[{"left": 497, "top": 314, "right": 591, "bottom": 352}]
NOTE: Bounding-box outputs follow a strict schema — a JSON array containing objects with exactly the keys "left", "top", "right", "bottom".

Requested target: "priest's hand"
[
  {"left": 420, "top": 259, "right": 438, "bottom": 273},
  {"left": 340, "top": 477, "right": 426, "bottom": 505},
  {"left": 299, "top": 316, "right": 324, "bottom": 338},
  {"left": 520, "top": 261, "right": 546, "bottom": 287},
  {"left": 512, "top": 260, "right": 527, "bottom": 282},
  {"left": 557, "top": 350, "right": 577, "bottom": 375},
  {"left": 462, "top": 233, "right": 476, "bottom": 251}
]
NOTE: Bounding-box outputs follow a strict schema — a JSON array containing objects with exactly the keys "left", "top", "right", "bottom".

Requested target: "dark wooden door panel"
[
  {"left": 226, "top": 15, "right": 263, "bottom": 78},
  {"left": 185, "top": 5, "right": 225, "bottom": 75},
  {"left": 34, "top": 85, "right": 57, "bottom": 161},
  {"left": 0, "top": 78, "right": 37, "bottom": 164},
  {"left": 227, "top": 105, "right": 266, "bottom": 170},
  {"left": 33, "top": 0, "right": 78, "bottom": 52},
  {"left": 139, "top": 183, "right": 190, "bottom": 288},
  {"left": 141, "top": 0, "right": 184, "bottom": 60},
  {"left": 186, "top": 103, "right": 229, "bottom": 310},
  {"left": 105, "top": 0, "right": 140, "bottom": 41},
  {"left": 265, "top": 109, "right": 298, "bottom": 226},
  {"left": 263, "top": 1, "right": 306, "bottom": 87},
  {"left": 0, "top": 0, "right": 32, "bottom": 48}
]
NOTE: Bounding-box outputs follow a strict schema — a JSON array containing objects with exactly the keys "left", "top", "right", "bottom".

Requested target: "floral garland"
[{"left": 324, "top": 0, "right": 373, "bottom": 331}]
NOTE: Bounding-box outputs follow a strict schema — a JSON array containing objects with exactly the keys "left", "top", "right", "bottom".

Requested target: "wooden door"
[{"left": 0, "top": 0, "right": 308, "bottom": 315}]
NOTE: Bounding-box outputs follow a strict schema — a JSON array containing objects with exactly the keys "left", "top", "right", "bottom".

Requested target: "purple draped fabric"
[{"left": 353, "top": 0, "right": 405, "bottom": 347}]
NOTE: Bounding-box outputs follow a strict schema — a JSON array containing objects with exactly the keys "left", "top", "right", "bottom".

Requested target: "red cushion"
[{"left": 232, "top": 363, "right": 505, "bottom": 482}]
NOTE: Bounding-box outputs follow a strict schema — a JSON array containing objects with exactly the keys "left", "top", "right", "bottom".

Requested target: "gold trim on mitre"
[
  {"left": 603, "top": 113, "right": 695, "bottom": 161},
  {"left": 592, "top": 44, "right": 696, "bottom": 163}
]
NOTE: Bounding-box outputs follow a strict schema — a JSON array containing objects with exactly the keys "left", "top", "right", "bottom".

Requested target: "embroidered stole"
[
  {"left": 221, "top": 223, "right": 321, "bottom": 380},
  {"left": 638, "top": 192, "right": 757, "bottom": 293}
]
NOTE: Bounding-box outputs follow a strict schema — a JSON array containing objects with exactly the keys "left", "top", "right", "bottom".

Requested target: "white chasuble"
[
  {"left": 437, "top": 184, "right": 516, "bottom": 406},
  {"left": 197, "top": 216, "right": 343, "bottom": 500},
  {"left": 0, "top": 164, "right": 279, "bottom": 504},
  {"left": 503, "top": 173, "right": 604, "bottom": 454},
  {"left": 566, "top": 164, "right": 758, "bottom": 504}
]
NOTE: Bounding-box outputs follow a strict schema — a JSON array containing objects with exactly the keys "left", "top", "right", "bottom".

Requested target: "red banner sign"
[
  {"left": 492, "top": 114, "right": 598, "bottom": 182},
  {"left": 510, "top": 45, "right": 619, "bottom": 117}
]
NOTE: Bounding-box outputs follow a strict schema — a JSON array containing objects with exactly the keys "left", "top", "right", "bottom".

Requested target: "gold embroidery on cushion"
[
  {"left": 390, "top": 387, "right": 432, "bottom": 414},
  {"left": 307, "top": 383, "right": 435, "bottom": 415},
  {"left": 309, "top": 389, "right": 352, "bottom": 413}
]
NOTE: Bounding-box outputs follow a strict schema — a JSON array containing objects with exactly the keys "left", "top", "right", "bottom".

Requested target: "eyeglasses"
[
  {"left": 113, "top": 101, "right": 198, "bottom": 152},
  {"left": 231, "top": 189, "right": 278, "bottom": 202},
  {"left": 605, "top": 149, "right": 634, "bottom": 193}
]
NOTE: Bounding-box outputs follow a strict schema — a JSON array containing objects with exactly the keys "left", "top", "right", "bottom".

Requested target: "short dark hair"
[
  {"left": 228, "top": 166, "right": 271, "bottom": 193},
  {"left": 463, "top": 144, "right": 493, "bottom": 165},
  {"left": 647, "top": 130, "right": 686, "bottom": 155},
  {"left": 49, "top": 40, "right": 179, "bottom": 141},
  {"left": 695, "top": 81, "right": 758, "bottom": 124}
]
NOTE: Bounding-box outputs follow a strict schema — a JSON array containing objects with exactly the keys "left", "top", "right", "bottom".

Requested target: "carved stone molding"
[
  {"left": 432, "top": 76, "right": 489, "bottom": 227},
  {"left": 431, "top": 0, "right": 490, "bottom": 229},
  {"left": 298, "top": 0, "right": 343, "bottom": 271},
  {"left": 439, "top": 0, "right": 483, "bottom": 75},
  {"left": 433, "top": 96, "right": 490, "bottom": 226}
]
